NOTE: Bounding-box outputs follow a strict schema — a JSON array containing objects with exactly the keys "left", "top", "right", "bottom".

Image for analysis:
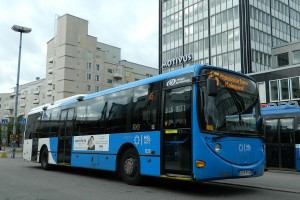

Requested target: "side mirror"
[{"left": 207, "top": 78, "right": 217, "bottom": 97}]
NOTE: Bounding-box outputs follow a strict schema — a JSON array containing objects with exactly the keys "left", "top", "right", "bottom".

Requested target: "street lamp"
[{"left": 11, "top": 25, "right": 31, "bottom": 158}]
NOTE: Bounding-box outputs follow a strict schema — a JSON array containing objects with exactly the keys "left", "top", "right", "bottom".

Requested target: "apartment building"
[
  {"left": 159, "top": 0, "right": 300, "bottom": 74},
  {"left": 0, "top": 14, "right": 157, "bottom": 121}
]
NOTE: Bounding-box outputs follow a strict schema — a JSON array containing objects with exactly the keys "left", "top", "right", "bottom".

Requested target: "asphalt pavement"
[{"left": 213, "top": 170, "right": 300, "bottom": 194}]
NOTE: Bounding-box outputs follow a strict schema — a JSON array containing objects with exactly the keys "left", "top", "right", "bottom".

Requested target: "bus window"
[
  {"left": 265, "top": 119, "right": 278, "bottom": 143},
  {"left": 50, "top": 108, "right": 60, "bottom": 136},
  {"left": 132, "top": 83, "right": 159, "bottom": 131},
  {"left": 40, "top": 109, "right": 51, "bottom": 138},
  {"left": 74, "top": 102, "right": 87, "bottom": 135},
  {"left": 296, "top": 123, "right": 300, "bottom": 144},
  {"left": 164, "top": 86, "right": 192, "bottom": 129},
  {"left": 25, "top": 112, "right": 42, "bottom": 139},
  {"left": 85, "top": 96, "right": 106, "bottom": 134},
  {"left": 106, "top": 89, "right": 132, "bottom": 133}
]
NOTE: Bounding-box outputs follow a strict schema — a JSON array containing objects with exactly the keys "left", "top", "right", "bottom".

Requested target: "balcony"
[
  {"left": 5, "top": 104, "right": 14, "bottom": 110},
  {"left": 113, "top": 67, "right": 123, "bottom": 79},
  {"left": 47, "top": 80, "right": 53, "bottom": 85},
  {"left": 20, "top": 93, "right": 26, "bottom": 99},
  {"left": 20, "top": 99, "right": 26, "bottom": 107},
  {"left": 48, "top": 68, "right": 53, "bottom": 74},
  {"left": 47, "top": 91, "right": 52, "bottom": 96},
  {"left": 4, "top": 110, "right": 11, "bottom": 118},
  {"left": 33, "top": 88, "right": 40, "bottom": 95},
  {"left": 112, "top": 80, "right": 122, "bottom": 87},
  {"left": 48, "top": 57, "right": 54, "bottom": 63},
  {"left": 33, "top": 99, "right": 40, "bottom": 104}
]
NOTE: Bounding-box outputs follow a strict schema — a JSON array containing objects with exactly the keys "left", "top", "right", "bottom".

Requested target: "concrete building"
[
  {"left": 0, "top": 14, "right": 158, "bottom": 122},
  {"left": 250, "top": 41, "right": 300, "bottom": 106},
  {"left": 159, "top": 0, "right": 300, "bottom": 74},
  {"left": 46, "top": 14, "right": 157, "bottom": 103}
]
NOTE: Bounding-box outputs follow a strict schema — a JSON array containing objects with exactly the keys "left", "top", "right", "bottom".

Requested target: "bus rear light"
[{"left": 196, "top": 160, "right": 206, "bottom": 168}]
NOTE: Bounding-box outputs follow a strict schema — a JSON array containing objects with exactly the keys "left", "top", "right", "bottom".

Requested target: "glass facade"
[{"left": 159, "top": 0, "right": 300, "bottom": 74}]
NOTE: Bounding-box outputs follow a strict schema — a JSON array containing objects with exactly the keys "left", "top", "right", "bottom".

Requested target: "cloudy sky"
[{"left": 0, "top": 0, "right": 158, "bottom": 93}]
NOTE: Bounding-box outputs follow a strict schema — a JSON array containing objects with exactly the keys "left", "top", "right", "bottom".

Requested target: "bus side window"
[
  {"left": 74, "top": 102, "right": 87, "bottom": 136},
  {"left": 106, "top": 89, "right": 132, "bottom": 133},
  {"left": 296, "top": 123, "right": 300, "bottom": 144},
  {"left": 25, "top": 112, "right": 42, "bottom": 139},
  {"left": 85, "top": 96, "right": 106, "bottom": 135},
  {"left": 50, "top": 108, "right": 60, "bottom": 136},
  {"left": 132, "top": 83, "right": 159, "bottom": 132}
]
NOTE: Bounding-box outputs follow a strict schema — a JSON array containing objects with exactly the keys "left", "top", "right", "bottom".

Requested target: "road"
[{"left": 0, "top": 156, "right": 299, "bottom": 200}]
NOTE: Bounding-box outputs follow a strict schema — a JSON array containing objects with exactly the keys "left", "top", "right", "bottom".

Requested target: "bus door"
[
  {"left": 57, "top": 108, "right": 75, "bottom": 164},
  {"left": 265, "top": 118, "right": 295, "bottom": 169},
  {"left": 162, "top": 86, "right": 192, "bottom": 175}
]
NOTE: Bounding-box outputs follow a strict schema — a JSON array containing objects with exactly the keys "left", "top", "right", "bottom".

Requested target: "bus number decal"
[{"left": 132, "top": 124, "right": 141, "bottom": 131}]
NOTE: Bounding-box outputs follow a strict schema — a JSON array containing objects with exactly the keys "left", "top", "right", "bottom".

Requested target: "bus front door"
[
  {"left": 162, "top": 86, "right": 192, "bottom": 175},
  {"left": 57, "top": 108, "right": 75, "bottom": 164}
]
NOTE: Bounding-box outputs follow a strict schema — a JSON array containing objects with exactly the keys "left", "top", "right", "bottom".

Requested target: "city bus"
[
  {"left": 23, "top": 64, "right": 265, "bottom": 185},
  {"left": 262, "top": 105, "right": 300, "bottom": 170}
]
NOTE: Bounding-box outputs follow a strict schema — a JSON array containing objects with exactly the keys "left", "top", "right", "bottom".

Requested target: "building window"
[
  {"left": 277, "top": 53, "right": 289, "bottom": 67},
  {"left": 87, "top": 85, "right": 91, "bottom": 92},
  {"left": 270, "top": 80, "right": 279, "bottom": 102},
  {"left": 87, "top": 62, "right": 92, "bottom": 70},
  {"left": 87, "top": 73, "right": 92, "bottom": 80},
  {"left": 291, "top": 77, "right": 300, "bottom": 99},
  {"left": 108, "top": 69, "right": 113, "bottom": 73},
  {"left": 87, "top": 51, "right": 93, "bottom": 59},
  {"left": 107, "top": 79, "right": 112, "bottom": 84},
  {"left": 293, "top": 50, "right": 300, "bottom": 65},
  {"left": 257, "top": 82, "right": 266, "bottom": 103},
  {"left": 280, "top": 79, "right": 289, "bottom": 100},
  {"left": 95, "top": 86, "right": 100, "bottom": 92},
  {"left": 96, "top": 64, "right": 100, "bottom": 71},
  {"left": 95, "top": 75, "right": 100, "bottom": 82}
]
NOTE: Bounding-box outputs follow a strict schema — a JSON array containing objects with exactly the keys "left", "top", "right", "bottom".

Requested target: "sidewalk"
[
  {"left": 213, "top": 170, "right": 300, "bottom": 194},
  {"left": 0, "top": 145, "right": 23, "bottom": 158}
]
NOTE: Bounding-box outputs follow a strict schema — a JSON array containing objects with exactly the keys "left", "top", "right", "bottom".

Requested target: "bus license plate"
[{"left": 239, "top": 170, "right": 251, "bottom": 176}]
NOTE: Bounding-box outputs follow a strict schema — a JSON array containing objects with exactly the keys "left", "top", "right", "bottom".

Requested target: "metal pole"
[{"left": 12, "top": 32, "right": 23, "bottom": 158}]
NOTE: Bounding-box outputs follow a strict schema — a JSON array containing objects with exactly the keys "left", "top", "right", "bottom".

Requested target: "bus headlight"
[{"left": 214, "top": 143, "right": 221, "bottom": 152}]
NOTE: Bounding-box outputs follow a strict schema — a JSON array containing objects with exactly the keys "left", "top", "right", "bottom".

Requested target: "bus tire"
[
  {"left": 120, "top": 148, "right": 142, "bottom": 185},
  {"left": 41, "top": 147, "right": 50, "bottom": 170}
]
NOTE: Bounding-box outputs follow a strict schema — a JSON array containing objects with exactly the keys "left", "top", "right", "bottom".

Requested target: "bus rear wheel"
[
  {"left": 120, "top": 148, "right": 142, "bottom": 185},
  {"left": 41, "top": 147, "right": 50, "bottom": 170}
]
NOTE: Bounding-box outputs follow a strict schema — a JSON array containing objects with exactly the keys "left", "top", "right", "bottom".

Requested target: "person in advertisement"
[{"left": 87, "top": 136, "right": 95, "bottom": 150}]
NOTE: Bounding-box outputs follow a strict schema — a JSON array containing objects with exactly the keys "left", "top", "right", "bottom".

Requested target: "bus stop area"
[{"left": 0, "top": 145, "right": 23, "bottom": 158}]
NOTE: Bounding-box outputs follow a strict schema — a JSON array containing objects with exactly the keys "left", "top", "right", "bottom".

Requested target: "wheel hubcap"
[{"left": 124, "top": 157, "right": 135, "bottom": 176}]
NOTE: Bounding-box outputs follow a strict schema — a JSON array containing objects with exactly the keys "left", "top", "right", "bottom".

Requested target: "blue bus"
[
  {"left": 262, "top": 105, "right": 300, "bottom": 170},
  {"left": 23, "top": 64, "right": 265, "bottom": 185}
]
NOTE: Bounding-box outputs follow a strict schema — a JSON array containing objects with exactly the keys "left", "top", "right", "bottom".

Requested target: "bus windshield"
[{"left": 199, "top": 68, "right": 261, "bottom": 136}]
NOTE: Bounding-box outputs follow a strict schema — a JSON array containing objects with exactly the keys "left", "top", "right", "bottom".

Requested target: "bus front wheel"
[
  {"left": 41, "top": 147, "right": 50, "bottom": 170},
  {"left": 120, "top": 148, "right": 142, "bottom": 185}
]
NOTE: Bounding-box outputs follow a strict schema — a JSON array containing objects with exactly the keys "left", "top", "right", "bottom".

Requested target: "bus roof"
[
  {"left": 27, "top": 64, "right": 254, "bottom": 115},
  {"left": 261, "top": 105, "right": 300, "bottom": 116}
]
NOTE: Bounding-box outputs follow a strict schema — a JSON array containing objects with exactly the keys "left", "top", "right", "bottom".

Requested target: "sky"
[{"left": 0, "top": 0, "right": 158, "bottom": 93}]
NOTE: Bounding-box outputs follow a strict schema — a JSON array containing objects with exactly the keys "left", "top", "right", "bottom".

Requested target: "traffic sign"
[
  {"left": 19, "top": 118, "right": 26, "bottom": 124},
  {"left": 1, "top": 119, "right": 8, "bottom": 125}
]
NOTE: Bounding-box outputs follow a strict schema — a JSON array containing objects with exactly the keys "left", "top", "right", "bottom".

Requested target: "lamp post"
[{"left": 11, "top": 25, "right": 31, "bottom": 158}]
